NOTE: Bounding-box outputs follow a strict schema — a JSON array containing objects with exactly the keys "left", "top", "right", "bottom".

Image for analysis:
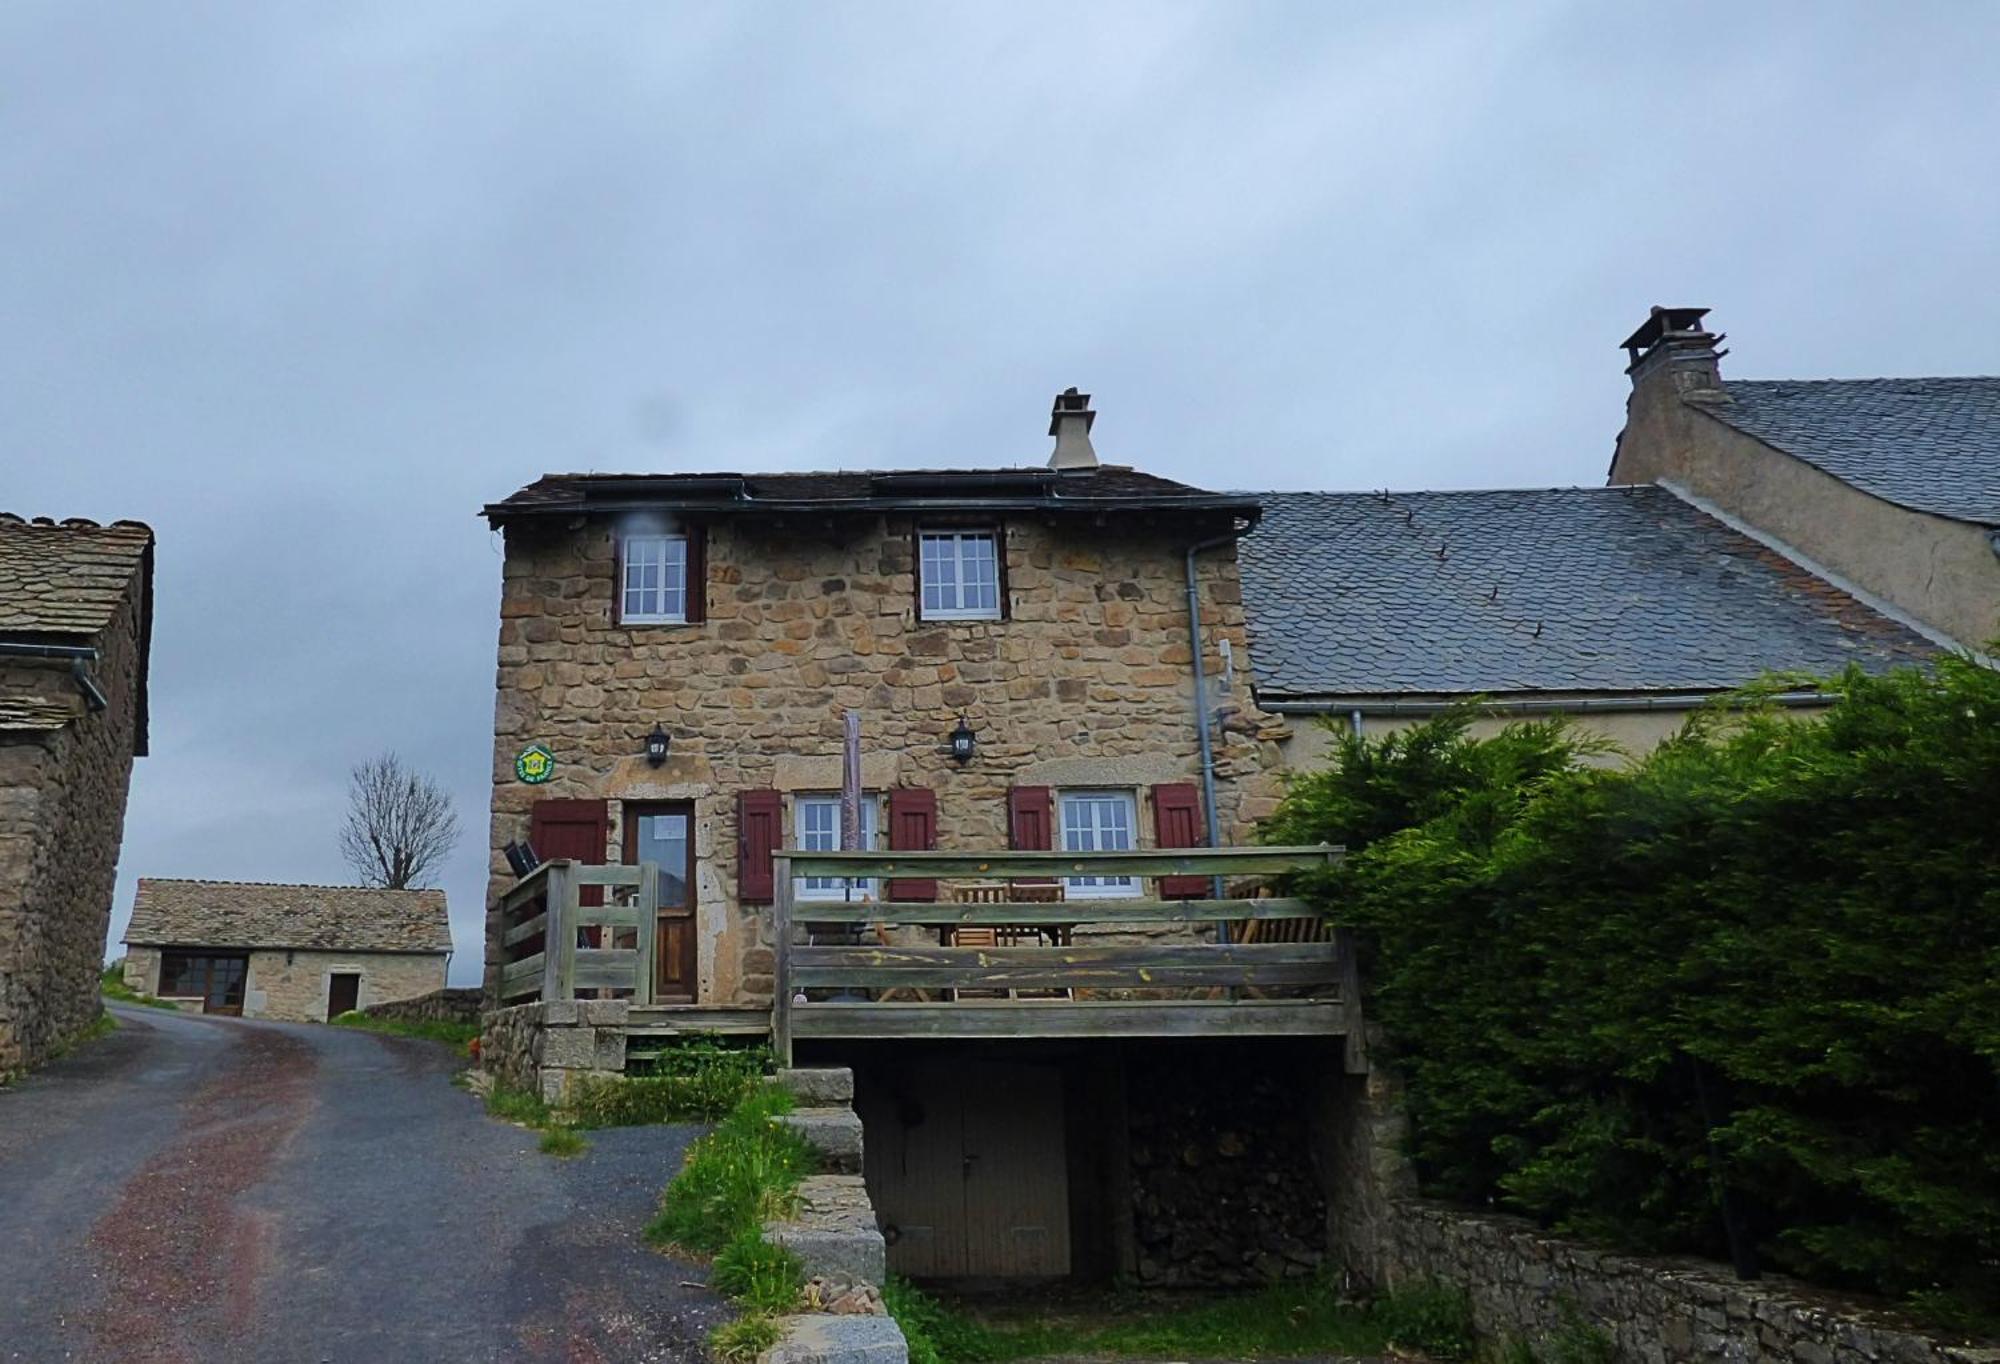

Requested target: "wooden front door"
[
  {"left": 862, "top": 1060, "right": 1071, "bottom": 1279},
  {"left": 327, "top": 972, "right": 361, "bottom": 1020},
  {"left": 624, "top": 802, "right": 698, "bottom": 1003}
]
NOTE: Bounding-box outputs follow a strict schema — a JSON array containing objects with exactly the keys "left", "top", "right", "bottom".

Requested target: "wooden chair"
[{"left": 943, "top": 881, "right": 1071, "bottom": 999}]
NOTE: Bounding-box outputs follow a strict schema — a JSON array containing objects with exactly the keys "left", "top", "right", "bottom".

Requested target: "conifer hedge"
[{"left": 1265, "top": 658, "right": 2000, "bottom": 1326}]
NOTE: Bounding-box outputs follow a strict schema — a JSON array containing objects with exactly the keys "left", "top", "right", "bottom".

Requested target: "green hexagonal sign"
[{"left": 514, "top": 743, "right": 555, "bottom": 785}]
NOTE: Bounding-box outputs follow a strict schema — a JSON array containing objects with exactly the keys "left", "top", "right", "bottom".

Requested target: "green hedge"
[{"left": 1265, "top": 658, "right": 2000, "bottom": 1325}]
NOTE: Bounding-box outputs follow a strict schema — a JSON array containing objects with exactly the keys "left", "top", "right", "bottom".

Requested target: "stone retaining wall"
[
  {"left": 1383, "top": 1202, "right": 1999, "bottom": 1364},
  {"left": 480, "top": 999, "right": 627, "bottom": 1101},
  {"left": 362, "top": 987, "right": 483, "bottom": 1026}
]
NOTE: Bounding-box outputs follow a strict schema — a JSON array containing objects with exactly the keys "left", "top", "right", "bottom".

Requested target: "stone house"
[
  {"left": 1607, "top": 306, "right": 2000, "bottom": 653},
  {"left": 122, "top": 879, "right": 450, "bottom": 1022},
  {"left": 0, "top": 514, "right": 153, "bottom": 1074},
  {"left": 479, "top": 389, "right": 1285, "bottom": 1014},
  {"left": 1239, "top": 485, "right": 1936, "bottom": 768}
]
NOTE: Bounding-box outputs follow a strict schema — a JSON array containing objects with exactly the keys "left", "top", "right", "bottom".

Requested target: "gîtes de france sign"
[{"left": 514, "top": 744, "right": 555, "bottom": 785}]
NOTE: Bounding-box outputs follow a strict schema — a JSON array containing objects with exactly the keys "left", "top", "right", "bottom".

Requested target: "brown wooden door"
[
  {"left": 624, "top": 802, "right": 697, "bottom": 1003},
  {"left": 327, "top": 972, "right": 360, "bottom": 1020},
  {"left": 862, "top": 1060, "right": 1070, "bottom": 1279}
]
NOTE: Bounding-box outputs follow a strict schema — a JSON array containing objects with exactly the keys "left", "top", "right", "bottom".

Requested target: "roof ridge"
[{"left": 136, "top": 876, "right": 442, "bottom": 894}]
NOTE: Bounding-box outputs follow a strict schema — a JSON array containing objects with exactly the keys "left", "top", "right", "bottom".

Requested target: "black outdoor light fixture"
[
  {"left": 948, "top": 715, "right": 976, "bottom": 765},
  {"left": 645, "top": 723, "right": 671, "bottom": 767}
]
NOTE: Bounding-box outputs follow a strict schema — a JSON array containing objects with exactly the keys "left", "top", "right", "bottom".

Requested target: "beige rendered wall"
[
  {"left": 243, "top": 950, "right": 447, "bottom": 1022},
  {"left": 487, "top": 513, "right": 1287, "bottom": 1008},
  {"left": 1279, "top": 707, "right": 1701, "bottom": 774},
  {"left": 1610, "top": 381, "right": 2000, "bottom": 651}
]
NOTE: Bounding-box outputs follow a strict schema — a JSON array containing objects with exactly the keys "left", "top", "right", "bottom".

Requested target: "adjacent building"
[
  {"left": 122, "top": 879, "right": 450, "bottom": 1021},
  {"left": 1239, "top": 485, "right": 1936, "bottom": 765},
  {"left": 0, "top": 514, "right": 153, "bottom": 1074},
  {"left": 1607, "top": 306, "right": 2000, "bottom": 653}
]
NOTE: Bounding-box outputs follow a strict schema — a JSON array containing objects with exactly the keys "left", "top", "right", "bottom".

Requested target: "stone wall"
[
  {"left": 481, "top": 999, "right": 628, "bottom": 1102},
  {"left": 243, "top": 949, "right": 448, "bottom": 1022},
  {"left": 359, "top": 987, "right": 484, "bottom": 1026},
  {"left": 1125, "top": 1042, "right": 1329, "bottom": 1287},
  {"left": 0, "top": 572, "right": 143, "bottom": 1074},
  {"left": 486, "top": 511, "right": 1288, "bottom": 1008},
  {"left": 1383, "top": 1203, "right": 1999, "bottom": 1364}
]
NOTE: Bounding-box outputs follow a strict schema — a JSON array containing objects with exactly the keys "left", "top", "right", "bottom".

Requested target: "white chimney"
[{"left": 1048, "top": 387, "right": 1098, "bottom": 470}]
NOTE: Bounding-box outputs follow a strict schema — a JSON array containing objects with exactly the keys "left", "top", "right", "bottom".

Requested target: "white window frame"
[
  {"left": 794, "top": 793, "right": 882, "bottom": 901},
  {"left": 1059, "top": 789, "right": 1140, "bottom": 899},
  {"left": 917, "top": 529, "right": 1002, "bottom": 621},
  {"left": 620, "top": 533, "right": 689, "bottom": 625}
]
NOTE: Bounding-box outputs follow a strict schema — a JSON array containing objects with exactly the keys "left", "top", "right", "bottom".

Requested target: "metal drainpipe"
[
  {"left": 0, "top": 640, "right": 107, "bottom": 712},
  {"left": 1185, "top": 528, "right": 1247, "bottom": 908}
]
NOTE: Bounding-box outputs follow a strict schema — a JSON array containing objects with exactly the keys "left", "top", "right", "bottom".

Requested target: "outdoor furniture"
[{"left": 943, "top": 881, "right": 1071, "bottom": 999}]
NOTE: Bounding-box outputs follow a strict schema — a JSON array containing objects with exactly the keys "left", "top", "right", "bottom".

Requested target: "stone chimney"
[
  {"left": 1048, "top": 387, "right": 1099, "bottom": 470},
  {"left": 1621, "top": 306, "right": 1728, "bottom": 401}
]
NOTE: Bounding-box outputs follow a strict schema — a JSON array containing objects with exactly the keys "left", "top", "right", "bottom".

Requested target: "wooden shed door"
[
  {"left": 327, "top": 973, "right": 360, "bottom": 1020},
  {"left": 863, "top": 1060, "right": 1070, "bottom": 1279}
]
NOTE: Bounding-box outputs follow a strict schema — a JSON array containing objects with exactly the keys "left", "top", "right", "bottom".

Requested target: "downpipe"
[
  {"left": 1185, "top": 528, "right": 1248, "bottom": 909},
  {"left": 0, "top": 640, "right": 107, "bottom": 712}
]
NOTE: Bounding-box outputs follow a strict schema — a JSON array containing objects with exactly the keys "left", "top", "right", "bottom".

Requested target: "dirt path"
[{"left": 0, "top": 1005, "right": 726, "bottom": 1363}]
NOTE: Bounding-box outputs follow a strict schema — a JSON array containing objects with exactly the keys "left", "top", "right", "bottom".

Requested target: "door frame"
[
  {"left": 326, "top": 971, "right": 362, "bottom": 1021},
  {"left": 622, "top": 801, "right": 699, "bottom": 1003}
]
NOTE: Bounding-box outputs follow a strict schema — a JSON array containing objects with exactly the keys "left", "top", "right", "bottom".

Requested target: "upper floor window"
[
  {"left": 621, "top": 534, "right": 688, "bottom": 624},
  {"left": 1060, "top": 789, "right": 1140, "bottom": 898},
  {"left": 796, "top": 793, "right": 881, "bottom": 901},
  {"left": 918, "top": 530, "right": 1002, "bottom": 621}
]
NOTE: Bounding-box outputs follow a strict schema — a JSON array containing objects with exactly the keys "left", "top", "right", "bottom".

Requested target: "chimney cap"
[
  {"left": 1620, "top": 306, "right": 1712, "bottom": 355},
  {"left": 1048, "top": 386, "right": 1095, "bottom": 437}
]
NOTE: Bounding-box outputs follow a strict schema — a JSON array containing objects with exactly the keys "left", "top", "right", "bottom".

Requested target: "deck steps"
[
  {"left": 763, "top": 1175, "right": 885, "bottom": 1290},
  {"left": 763, "top": 1314, "right": 906, "bottom": 1364},
  {"left": 776, "top": 1066, "right": 854, "bottom": 1107},
  {"left": 779, "top": 1106, "right": 864, "bottom": 1175}
]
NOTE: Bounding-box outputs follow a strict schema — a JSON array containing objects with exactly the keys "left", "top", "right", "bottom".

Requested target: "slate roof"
[
  {"left": 1239, "top": 486, "right": 1936, "bottom": 701},
  {"left": 0, "top": 515, "right": 153, "bottom": 635},
  {"left": 1701, "top": 378, "right": 2000, "bottom": 525},
  {"left": 125, "top": 880, "right": 452, "bottom": 954},
  {"left": 485, "top": 465, "right": 1256, "bottom": 523}
]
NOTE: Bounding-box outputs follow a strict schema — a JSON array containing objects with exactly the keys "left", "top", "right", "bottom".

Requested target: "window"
[
  {"left": 918, "top": 530, "right": 1001, "bottom": 620},
  {"left": 621, "top": 534, "right": 688, "bottom": 624},
  {"left": 1059, "top": 790, "right": 1139, "bottom": 898},
  {"left": 795, "top": 793, "right": 881, "bottom": 900}
]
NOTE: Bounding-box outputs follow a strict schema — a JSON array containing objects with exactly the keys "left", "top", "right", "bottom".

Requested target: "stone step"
[
  {"left": 776, "top": 1066, "right": 854, "bottom": 1106},
  {"left": 764, "top": 1176, "right": 885, "bottom": 1290},
  {"left": 761, "top": 1313, "right": 907, "bottom": 1364},
  {"left": 780, "top": 1106, "right": 864, "bottom": 1175}
]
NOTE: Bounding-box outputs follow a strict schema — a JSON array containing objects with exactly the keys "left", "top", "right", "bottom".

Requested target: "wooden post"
[
  {"left": 773, "top": 854, "right": 794, "bottom": 1067},
  {"left": 635, "top": 860, "right": 659, "bottom": 1006},
  {"left": 546, "top": 862, "right": 577, "bottom": 1002},
  {"left": 1335, "top": 925, "right": 1369, "bottom": 1074}
]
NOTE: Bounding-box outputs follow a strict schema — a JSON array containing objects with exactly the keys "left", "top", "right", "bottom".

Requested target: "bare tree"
[{"left": 339, "top": 752, "right": 461, "bottom": 889}]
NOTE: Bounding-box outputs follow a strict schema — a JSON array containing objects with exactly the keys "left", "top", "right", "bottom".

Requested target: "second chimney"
[
  {"left": 1048, "top": 387, "right": 1098, "bottom": 470},
  {"left": 1621, "top": 305, "right": 1728, "bottom": 400}
]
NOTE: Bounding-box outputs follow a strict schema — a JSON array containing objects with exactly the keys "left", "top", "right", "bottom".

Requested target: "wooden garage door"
[{"left": 861, "top": 1059, "right": 1070, "bottom": 1279}]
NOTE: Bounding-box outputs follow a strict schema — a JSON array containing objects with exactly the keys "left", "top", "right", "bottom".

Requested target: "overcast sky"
[{"left": 6, "top": 3, "right": 1996, "bottom": 984}]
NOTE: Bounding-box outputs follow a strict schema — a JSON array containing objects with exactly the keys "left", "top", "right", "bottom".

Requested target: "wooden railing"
[
  {"left": 495, "top": 859, "right": 661, "bottom": 1005},
  {"left": 771, "top": 845, "right": 1360, "bottom": 1066}
]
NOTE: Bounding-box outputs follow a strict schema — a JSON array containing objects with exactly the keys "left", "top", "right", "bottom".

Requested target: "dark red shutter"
[
  {"left": 737, "top": 788, "right": 782, "bottom": 905},
  {"left": 685, "top": 525, "right": 707, "bottom": 624},
  {"left": 885, "top": 787, "right": 938, "bottom": 901},
  {"left": 1152, "top": 783, "right": 1210, "bottom": 898},
  {"left": 1008, "top": 785, "right": 1055, "bottom": 887},
  {"left": 530, "top": 798, "right": 609, "bottom": 916}
]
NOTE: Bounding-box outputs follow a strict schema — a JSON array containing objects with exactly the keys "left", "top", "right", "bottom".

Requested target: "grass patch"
[
  {"left": 330, "top": 1009, "right": 479, "bottom": 1048},
  {"left": 569, "top": 1037, "right": 771, "bottom": 1125},
  {"left": 485, "top": 1081, "right": 555, "bottom": 1129},
  {"left": 646, "top": 1082, "right": 813, "bottom": 1356},
  {"left": 885, "top": 1277, "right": 1399, "bottom": 1364},
  {"left": 99, "top": 960, "right": 178, "bottom": 1011},
  {"left": 709, "top": 1312, "right": 782, "bottom": 1363},
  {"left": 1369, "top": 1281, "right": 1477, "bottom": 1360},
  {"left": 538, "top": 1125, "right": 587, "bottom": 1158}
]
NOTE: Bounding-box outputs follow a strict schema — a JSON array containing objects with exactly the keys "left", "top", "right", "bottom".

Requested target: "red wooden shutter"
[
  {"left": 1008, "top": 785, "right": 1055, "bottom": 887},
  {"left": 885, "top": 787, "right": 938, "bottom": 902},
  {"left": 684, "top": 525, "right": 707, "bottom": 624},
  {"left": 737, "top": 788, "right": 782, "bottom": 905},
  {"left": 530, "top": 798, "right": 609, "bottom": 909},
  {"left": 1151, "top": 783, "right": 1210, "bottom": 899}
]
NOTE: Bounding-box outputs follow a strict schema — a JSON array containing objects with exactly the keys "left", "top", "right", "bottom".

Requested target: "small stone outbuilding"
[
  {"left": 123, "top": 880, "right": 451, "bottom": 1022},
  {"left": 0, "top": 513, "right": 154, "bottom": 1075}
]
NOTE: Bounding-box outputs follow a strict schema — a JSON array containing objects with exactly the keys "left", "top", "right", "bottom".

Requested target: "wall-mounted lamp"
[
  {"left": 645, "top": 723, "right": 671, "bottom": 767},
  {"left": 948, "top": 715, "right": 976, "bottom": 765}
]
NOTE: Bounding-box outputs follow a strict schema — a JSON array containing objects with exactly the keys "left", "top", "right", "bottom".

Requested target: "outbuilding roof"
[
  {"left": 125, "top": 880, "right": 452, "bottom": 955},
  {"left": 1238, "top": 485, "right": 1936, "bottom": 704},
  {"left": 484, "top": 465, "right": 1257, "bottom": 525},
  {"left": 1701, "top": 377, "right": 2000, "bottom": 526}
]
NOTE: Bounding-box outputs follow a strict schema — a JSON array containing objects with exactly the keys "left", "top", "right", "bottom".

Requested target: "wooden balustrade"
[{"left": 495, "top": 859, "right": 660, "bottom": 1004}]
